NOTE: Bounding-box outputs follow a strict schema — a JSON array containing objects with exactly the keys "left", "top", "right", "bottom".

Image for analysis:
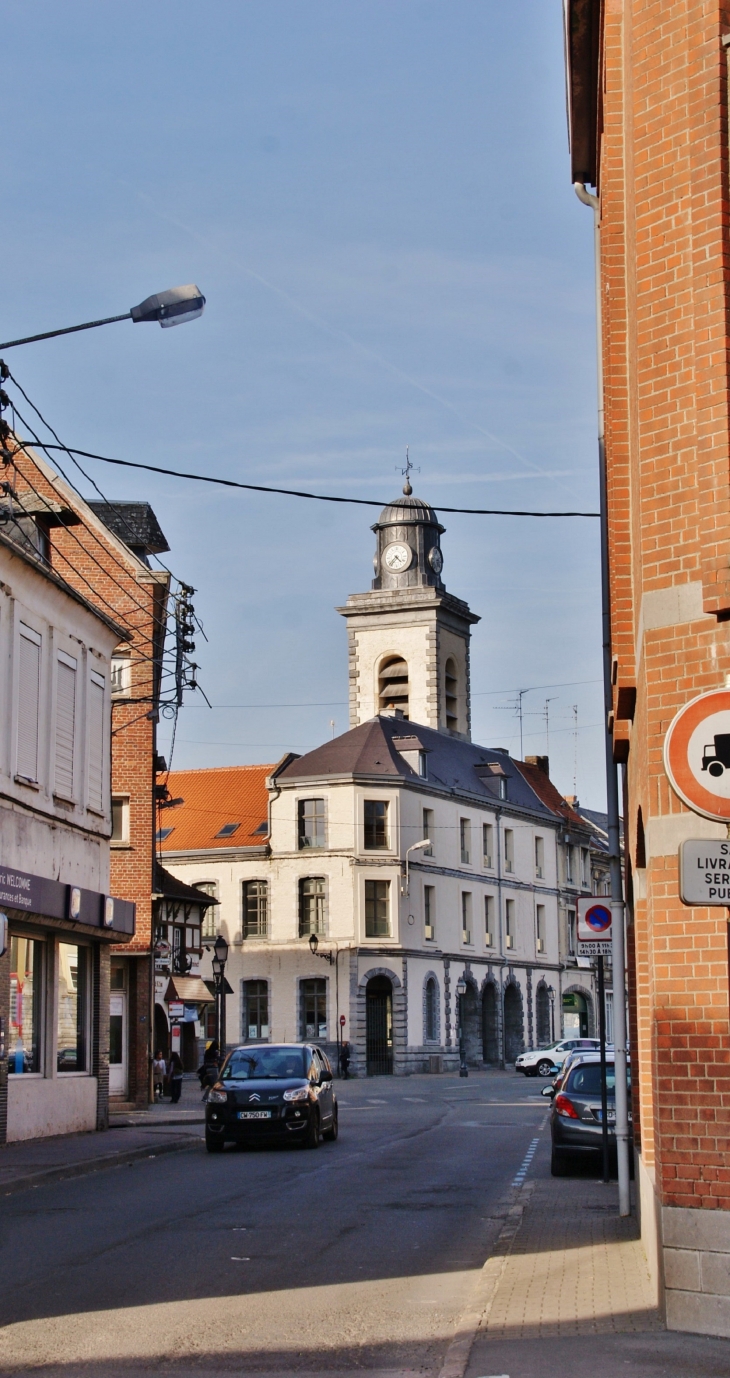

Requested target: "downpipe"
[{"left": 574, "top": 182, "right": 631, "bottom": 1216}]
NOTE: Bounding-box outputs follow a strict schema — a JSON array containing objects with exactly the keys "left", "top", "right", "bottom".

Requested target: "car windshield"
[
  {"left": 221, "top": 1047, "right": 307, "bottom": 1081},
  {"left": 568, "top": 1063, "right": 616, "bottom": 1096}
]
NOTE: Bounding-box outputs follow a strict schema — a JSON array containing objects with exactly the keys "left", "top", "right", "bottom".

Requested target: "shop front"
[
  {"left": 152, "top": 865, "right": 218, "bottom": 1071},
  {"left": 0, "top": 865, "right": 135, "bottom": 1143}
]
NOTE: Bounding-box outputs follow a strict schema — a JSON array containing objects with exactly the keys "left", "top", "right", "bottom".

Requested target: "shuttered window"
[
  {"left": 17, "top": 625, "right": 41, "bottom": 781},
  {"left": 88, "top": 671, "right": 105, "bottom": 812},
  {"left": 55, "top": 653, "right": 77, "bottom": 798}
]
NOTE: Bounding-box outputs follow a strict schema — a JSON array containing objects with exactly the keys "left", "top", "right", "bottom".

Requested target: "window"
[
  {"left": 110, "top": 653, "right": 131, "bottom": 698},
  {"left": 461, "top": 892, "right": 472, "bottom": 944},
  {"left": 504, "top": 828, "right": 514, "bottom": 873},
  {"left": 365, "top": 879, "right": 390, "bottom": 937},
  {"left": 156, "top": 827, "right": 174, "bottom": 842},
  {"left": 9, "top": 936, "right": 42, "bottom": 1074},
  {"left": 57, "top": 943, "right": 88, "bottom": 1072},
  {"left": 242, "top": 880, "right": 268, "bottom": 938},
  {"left": 364, "top": 799, "right": 389, "bottom": 850},
  {"left": 581, "top": 848, "right": 590, "bottom": 888},
  {"left": 111, "top": 796, "right": 129, "bottom": 845},
  {"left": 483, "top": 823, "right": 493, "bottom": 868},
  {"left": 424, "top": 885, "right": 435, "bottom": 940},
  {"left": 87, "top": 671, "right": 105, "bottom": 813},
  {"left": 425, "top": 977, "right": 438, "bottom": 1042},
  {"left": 460, "top": 818, "right": 471, "bottom": 865},
  {"left": 17, "top": 624, "right": 41, "bottom": 782},
  {"left": 301, "top": 977, "right": 327, "bottom": 1039},
  {"left": 484, "top": 894, "right": 494, "bottom": 946},
  {"left": 299, "top": 876, "right": 326, "bottom": 936},
  {"left": 243, "top": 980, "right": 269, "bottom": 1041},
  {"left": 54, "top": 652, "right": 77, "bottom": 798},
  {"left": 422, "top": 808, "right": 434, "bottom": 856},
  {"left": 445, "top": 657, "right": 458, "bottom": 732},
  {"left": 215, "top": 822, "right": 240, "bottom": 839},
  {"left": 536, "top": 904, "right": 546, "bottom": 953},
  {"left": 566, "top": 846, "right": 577, "bottom": 885},
  {"left": 298, "top": 798, "right": 326, "bottom": 849},
  {"left": 378, "top": 656, "right": 409, "bottom": 717},
  {"left": 498, "top": 776, "right": 507, "bottom": 801},
  {"left": 505, "top": 898, "right": 515, "bottom": 949},
  {"left": 535, "top": 835, "right": 544, "bottom": 879},
  {"left": 568, "top": 907, "right": 576, "bottom": 956},
  {"left": 110, "top": 961, "right": 126, "bottom": 991},
  {"left": 195, "top": 882, "right": 218, "bottom": 939}
]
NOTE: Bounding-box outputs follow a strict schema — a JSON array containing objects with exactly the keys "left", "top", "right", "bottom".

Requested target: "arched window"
[
  {"left": 425, "top": 977, "right": 438, "bottom": 1042},
  {"left": 378, "top": 655, "right": 409, "bottom": 717},
  {"left": 299, "top": 877, "right": 326, "bottom": 937},
  {"left": 445, "top": 657, "right": 458, "bottom": 732}
]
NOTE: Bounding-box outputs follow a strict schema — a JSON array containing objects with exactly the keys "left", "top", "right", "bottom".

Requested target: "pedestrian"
[
  {"left": 168, "top": 1050, "right": 184, "bottom": 1104},
  {"left": 152, "top": 1049, "right": 166, "bottom": 1101},
  {"left": 197, "top": 1039, "right": 221, "bottom": 1100},
  {"left": 340, "top": 1041, "right": 350, "bottom": 1079}
]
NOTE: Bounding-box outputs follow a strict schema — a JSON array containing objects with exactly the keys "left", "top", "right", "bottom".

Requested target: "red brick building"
[{"left": 566, "top": 0, "right": 730, "bottom": 1335}]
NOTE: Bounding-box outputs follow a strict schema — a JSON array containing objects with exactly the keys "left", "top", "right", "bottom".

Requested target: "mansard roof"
[{"left": 277, "top": 715, "right": 573, "bottom": 821}]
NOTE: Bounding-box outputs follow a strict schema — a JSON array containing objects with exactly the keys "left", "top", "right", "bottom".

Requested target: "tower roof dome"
[{"left": 372, "top": 488, "right": 444, "bottom": 533}]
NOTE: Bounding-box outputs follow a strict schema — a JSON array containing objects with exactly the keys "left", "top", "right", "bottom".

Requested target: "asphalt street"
[{"left": 0, "top": 1068, "right": 548, "bottom": 1377}]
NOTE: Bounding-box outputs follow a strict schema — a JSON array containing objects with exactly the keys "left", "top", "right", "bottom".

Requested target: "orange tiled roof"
[
  {"left": 513, "top": 760, "right": 589, "bottom": 832},
  {"left": 158, "top": 764, "right": 274, "bottom": 852}
]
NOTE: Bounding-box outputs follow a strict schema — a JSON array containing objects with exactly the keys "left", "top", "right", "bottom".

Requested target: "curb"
[
  {"left": 1, "top": 1132, "right": 201, "bottom": 1197},
  {"left": 110, "top": 1116, "right": 206, "bottom": 1128}
]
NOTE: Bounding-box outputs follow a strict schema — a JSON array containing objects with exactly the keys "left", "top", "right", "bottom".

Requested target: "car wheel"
[
  {"left": 537, "top": 1060, "right": 553, "bottom": 1078},
  {"left": 304, "top": 1111, "right": 321, "bottom": 1149},
  {"left": 323, "top": 1106, "right": 339, "bottom": 1142},
  {"left": 550, "top": 1147, "right": 571, "bottom": 1177},
  {"left": 205, "top": 1131, "right": 225, "bottom": 1154}
]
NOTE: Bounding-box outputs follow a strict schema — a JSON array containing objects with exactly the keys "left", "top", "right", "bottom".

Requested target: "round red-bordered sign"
[
  {"left": 664, "top": 688, "right": 730, "bottom": 821},
  {"left": 584, "top": 903, "right": 611, "bottom": 933}
]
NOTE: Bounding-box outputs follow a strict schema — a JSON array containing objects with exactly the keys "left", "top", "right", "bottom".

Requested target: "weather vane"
[{"left": 399, "top": 446, "right": 420, "bottom": 496}]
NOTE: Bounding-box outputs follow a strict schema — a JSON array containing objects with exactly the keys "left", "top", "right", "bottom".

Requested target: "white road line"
[{"left": 510, "top": 1136, "right": 539, "bottom": 1188}]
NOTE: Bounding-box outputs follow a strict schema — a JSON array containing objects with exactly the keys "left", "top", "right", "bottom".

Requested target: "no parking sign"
[{"left": 577, "top": 898, "right": 612, "bottom": 955}]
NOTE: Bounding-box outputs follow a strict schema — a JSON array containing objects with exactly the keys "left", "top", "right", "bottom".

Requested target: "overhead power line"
[{"left": 28, "top": 444, "right": 600, "bottom": 519}]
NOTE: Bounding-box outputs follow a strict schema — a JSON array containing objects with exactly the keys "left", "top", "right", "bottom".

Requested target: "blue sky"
[{"left": 1, "top": 2, "right": 605, "bottom": 805}]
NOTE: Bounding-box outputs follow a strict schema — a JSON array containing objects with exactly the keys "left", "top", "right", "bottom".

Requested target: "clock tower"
[{"left": 337, "top": 479, "right": 480, "bottom": 739}]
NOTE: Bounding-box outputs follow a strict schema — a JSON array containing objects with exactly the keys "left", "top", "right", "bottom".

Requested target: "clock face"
[
  {"left": 383, "top": 542, "right": 412, "bottom": 572},
  {"left": 428, "top": 546, "right": 443, "bottom": 574}
]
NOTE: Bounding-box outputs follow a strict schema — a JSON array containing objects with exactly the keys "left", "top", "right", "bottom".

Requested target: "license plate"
[{"left": 238, "top": 1110, "right": 271, "bottom": 1120}]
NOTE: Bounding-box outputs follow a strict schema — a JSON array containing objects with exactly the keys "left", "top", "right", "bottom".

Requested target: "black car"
[
  {"left": 205, "top": 1043, "right": 338, "bottom": 1152},
  {"left": 550, "top": 1055, "right": 632, "bottom": 1175}
]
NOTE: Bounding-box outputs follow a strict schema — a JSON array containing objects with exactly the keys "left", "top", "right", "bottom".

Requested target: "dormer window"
[
  {"left": 393, "top": 735, "right": 427, "bottom": 777},
  {"left": 378, "top": 656, "right": 409, "bottom": 717},
  {"left": 215, "top": 822, "right": 241, "bottom": 839}
]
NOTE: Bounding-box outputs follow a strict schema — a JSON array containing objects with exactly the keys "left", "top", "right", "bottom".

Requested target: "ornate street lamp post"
[
  {"left": 211, "top": 934, "right": 229, "bottom": 1053},
  {"left": 456, "top": 976, "right": 468, "bottom": 1078}
]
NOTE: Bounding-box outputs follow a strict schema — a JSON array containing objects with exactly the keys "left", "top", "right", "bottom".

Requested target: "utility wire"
[{"left": 26, "top": 443, "right": 600, "bottom": 518}]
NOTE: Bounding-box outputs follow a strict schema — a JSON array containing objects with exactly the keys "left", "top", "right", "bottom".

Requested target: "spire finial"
[{"left": 400, "top": 446, "right": 418, "bottom": 496}]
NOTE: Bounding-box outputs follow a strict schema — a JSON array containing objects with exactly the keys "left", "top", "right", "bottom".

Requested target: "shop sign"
[
  {"left": 679, "top": 839, "right": 730, "bottom": 903},
  {"left": 169, "top": 1001, "right": 184, "bottom": 1019},
  {"left": 664, "top": 688, "right": 730, "bottom": 822},
  {"left": 0, "top": 863, "right": 135, "bottom": 933},
  {"left": 577, "top": 898, "right": 612, "bottom": 955}
]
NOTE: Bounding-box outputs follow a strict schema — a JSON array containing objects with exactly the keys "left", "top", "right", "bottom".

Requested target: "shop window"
[
  {"left": 299, "top": 876, "right": 326, "bottom": 937},
  {"left": 364, "top": 800, "right": 389, "bottom": 850},
  {"left": 365, "top": 879, "right": 390, "bottom": 937},
  {"left": 298, "top": 798, "right": 326, "bottom": 849},
  {"left": 242, "top": 880, "right": 268, "bottom": 938},
  {"left": 57, "top": 943, "right": 89, "bottom": 1073},
  {"left": 9, "top": 935, "right": 43, "bottom": 1074},
  {"left": 243, "top": 980, "right": 269, "bottom": 1041},
  {"left": 301, "top": 977, "right": 327, "bottom": 1040},
  {"left": 17, "top": 624, "right": 41, "bottom": 782}
]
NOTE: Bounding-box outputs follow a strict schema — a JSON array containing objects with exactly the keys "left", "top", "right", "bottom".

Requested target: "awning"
[{"left": 163, "top": 976, "right": 215, "bottom": 1005}]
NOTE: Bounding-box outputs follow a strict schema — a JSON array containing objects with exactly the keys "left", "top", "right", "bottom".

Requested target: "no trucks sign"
[{"left": 664, "top": 688, "right": 730, "bottom": 822}]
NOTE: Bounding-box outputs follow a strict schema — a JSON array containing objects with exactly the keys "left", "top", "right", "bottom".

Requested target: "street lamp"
[
  {"left": 547, "top": 984, "right": 556, "bottom": 1043},
  {"left": 455, "top": 975, "right": 468, "bottom": 1079},
  {"left": 401, "top": 838, "right": 432, "bottom": 895},
  {"left": 308, "top": 931, "right": 335, "bottom": 965},
  {"left": 0, "top": 284, "right": 206, "bottom": 351},
  {"left": 211, "top": 933, "right": 229, "bottom": 1053}
]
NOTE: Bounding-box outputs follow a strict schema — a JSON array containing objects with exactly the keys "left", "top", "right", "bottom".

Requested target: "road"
[{"left": 0, "top": 1067, "right": 548, "bottom": 1377}]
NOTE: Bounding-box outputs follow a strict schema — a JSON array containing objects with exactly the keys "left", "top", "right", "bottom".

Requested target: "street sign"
[
  {"left": 679, "top": 839, "right": 730, "bottom": 903},
  {"left": 577, "top": 898, "right": 612, "bottom": 955},
  {"left": 168, "top": 1001, "right": 184, "bottom": 1018},
  {"left": 664, "top": 687, "right": 730, "bottom": 821},
  {"left": 339, "top": 1015, "right": 346, "bottom": 1026}
]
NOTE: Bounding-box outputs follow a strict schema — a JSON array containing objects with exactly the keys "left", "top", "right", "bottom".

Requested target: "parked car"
[
  {"left": 515, "top": 1037, "right": 600, "bottom": 1077},
  {"left": 549, "top": 1053, "right": 632, "bottom": 1175},
  {"left": 205, "top": 1043, "right": 338, "bottom": 1152}
]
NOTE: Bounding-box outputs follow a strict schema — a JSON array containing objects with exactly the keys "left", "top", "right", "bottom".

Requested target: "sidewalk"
[{"left": 109, "top": 1071, "right": 205, "bottom": 1127}]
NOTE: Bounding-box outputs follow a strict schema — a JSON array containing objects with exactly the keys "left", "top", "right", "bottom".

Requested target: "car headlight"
[
  {"left": 207, "top": 1089, "right": 227, "bottom": 1103},
  {"left": 283, "top": 1085, "right": 310, "bottom": 1102}
]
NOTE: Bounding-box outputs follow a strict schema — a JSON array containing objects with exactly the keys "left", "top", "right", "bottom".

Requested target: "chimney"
[
  {"left": 525, "top": 754, "right": 549, "bottom": 776},
  {"left": 564, "top": 794, "right": 580, "bottom": 809}
]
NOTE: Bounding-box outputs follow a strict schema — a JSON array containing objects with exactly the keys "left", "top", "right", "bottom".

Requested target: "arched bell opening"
[{"left": 378, "top": 656, "right": 409, "bottom": 718}]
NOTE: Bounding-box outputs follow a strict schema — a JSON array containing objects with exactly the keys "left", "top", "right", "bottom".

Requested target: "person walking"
[
  {"left": 168, "top": 1050, "right": 184, "bottom": 1104},
  {"left": 152, "top": 1050, "right": 166, "bottom": 1102},
  {"left": 197, "top": 1039, "right": 221, "bottom": 1100}
]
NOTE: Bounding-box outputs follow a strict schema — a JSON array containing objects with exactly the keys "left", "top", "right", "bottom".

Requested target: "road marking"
[
  {"left": 510, "top": 1136, "right": 539, "bottom": 1187},
  {"left": 367, "top": 1098, "right": 387, "bottom": 1103},
  {"left": 230, "top": 1256, "right": 250, "bottom": 1261},
  {"left": 404, "top": 1096, "right": 426, "bottom": 1102}
]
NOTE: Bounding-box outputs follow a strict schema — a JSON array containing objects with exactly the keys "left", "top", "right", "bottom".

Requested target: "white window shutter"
[
  {"left": 17, "top": 627, "right": 41, "bottom": 781},
  {"left": 88, "top": 673, "right": 105, "bottom": 812},
  {"left": 55, "top": 659, "right": 76, "bottom": 798}
]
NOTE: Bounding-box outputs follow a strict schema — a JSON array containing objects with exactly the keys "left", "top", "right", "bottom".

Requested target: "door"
[
  {"left": 366, "top": 976, "right": 393, "bottom": 1075},
  {"left": 314, "top": 1049, "right": 334, "bottom": 1126},
  {"left": 109, "top": 992, "right": 128, "bottom": 1097}
]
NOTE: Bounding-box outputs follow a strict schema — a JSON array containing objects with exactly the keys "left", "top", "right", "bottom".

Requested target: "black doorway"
[
  {"left": 503, "top": 982, "right": 524, "bottom": 1064},
  {"left": 482, "top": 982, "right": 499, "bottom": 1063},
  {"left": 366, "top": 975, "right": 393, "bottom": 1075}
]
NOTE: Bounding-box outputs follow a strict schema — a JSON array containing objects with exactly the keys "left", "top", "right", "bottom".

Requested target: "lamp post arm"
[{"left": 0, "top": 313, "right": 132, "bottom": 351}]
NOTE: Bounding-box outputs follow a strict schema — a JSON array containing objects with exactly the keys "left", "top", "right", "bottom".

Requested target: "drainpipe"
[
  {"left": 495, "top": 806, "right": 505, "bottom": 1068},
  {"left": 574, "top": 182, "right": 630, "bottom": 1217}
]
